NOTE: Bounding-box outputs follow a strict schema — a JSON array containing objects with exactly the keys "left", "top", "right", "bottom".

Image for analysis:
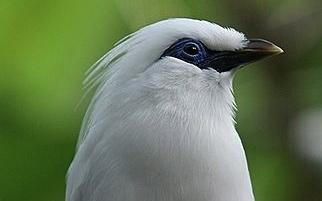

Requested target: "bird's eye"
[
  {"left": 161, "top": 38, "right": 207, "bottom": 66},
  {"left": 183, "top": 43, "right": 199, "bottom": 56}
]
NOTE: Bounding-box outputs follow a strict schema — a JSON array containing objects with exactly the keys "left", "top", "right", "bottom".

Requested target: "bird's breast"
[
  {"left": 68, "top": 83, "right": 254, "bottom": 201},
  {"left": 91, "top": 104, "right": 255, "bottom": 201}
]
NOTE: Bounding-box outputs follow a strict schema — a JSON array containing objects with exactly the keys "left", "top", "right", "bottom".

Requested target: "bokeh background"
[{"left": 1, "top": 0, "right": 322, "bottom": 200}]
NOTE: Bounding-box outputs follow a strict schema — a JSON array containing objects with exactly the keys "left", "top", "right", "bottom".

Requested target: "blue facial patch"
[
  {"left": 161, "top": 38, "right": 210, "bottom": 67},
  {"left": 160, "top": 38, "right": 260, "bottom": 72}
]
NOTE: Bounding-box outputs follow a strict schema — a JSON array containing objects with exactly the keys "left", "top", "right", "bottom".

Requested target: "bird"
[{"left": 66, "top": 18, "right": 283, "bottom": 201}]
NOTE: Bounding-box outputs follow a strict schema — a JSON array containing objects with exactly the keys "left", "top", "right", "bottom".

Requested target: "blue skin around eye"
[
  {"left": 161, "top": 38, "right": 243, "bottom": 72},
  {"left": 161, "top": 38, "right": 209, "bottom": 66}
]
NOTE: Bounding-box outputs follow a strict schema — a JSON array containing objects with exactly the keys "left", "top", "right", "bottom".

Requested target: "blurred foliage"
[{"left": 0, "top": 0, "right": 322, "bottom": 201}]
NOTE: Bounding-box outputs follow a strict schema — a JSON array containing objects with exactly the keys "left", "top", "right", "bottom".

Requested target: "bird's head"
[
  {"left": 86, "top": 18, "right": 282, "bottom": 92},
  {"left": 81, "top": 18, "right": 283, "bottom": 144}
]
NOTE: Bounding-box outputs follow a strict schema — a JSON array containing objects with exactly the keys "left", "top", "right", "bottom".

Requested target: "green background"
[{"left": 1, "top": 0, "right": 322, "bottom": 200}]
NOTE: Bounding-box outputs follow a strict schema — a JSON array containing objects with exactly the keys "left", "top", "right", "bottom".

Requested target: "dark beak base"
[{"left": 200, "top": 39, "right": 284, "bottom": 73}]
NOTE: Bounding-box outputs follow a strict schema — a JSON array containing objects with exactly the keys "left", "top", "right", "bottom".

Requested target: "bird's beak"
[
  {"left": 240, "top": 38, "right": 284, "bottom": 63},
  {"left": 201, "top": 39, "right": 284, "bottom": 73}
]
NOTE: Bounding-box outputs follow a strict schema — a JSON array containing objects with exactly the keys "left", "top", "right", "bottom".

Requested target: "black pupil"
[{"left": 183, "top": 44, "right": 199, "bottom": 55}]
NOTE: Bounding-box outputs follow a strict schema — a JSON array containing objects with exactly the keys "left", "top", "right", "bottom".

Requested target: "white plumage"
[{"left": 66, "top": 18, "right": 282, "bottom": 201}]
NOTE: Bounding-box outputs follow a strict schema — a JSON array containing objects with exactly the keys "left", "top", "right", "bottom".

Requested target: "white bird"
[{"left": 66, "top": 18, "right": 283, "bottom": 201}]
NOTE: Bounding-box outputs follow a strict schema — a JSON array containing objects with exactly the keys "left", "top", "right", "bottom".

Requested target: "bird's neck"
[
  {"left": 86, "top": 70, "right": 255, "bottom": 201},
  {"left": 121, "top": 79, "right": 255, "bottom": 201},
  {"left": 162, "top": 86, "right": 255, "bottom": 201}
]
